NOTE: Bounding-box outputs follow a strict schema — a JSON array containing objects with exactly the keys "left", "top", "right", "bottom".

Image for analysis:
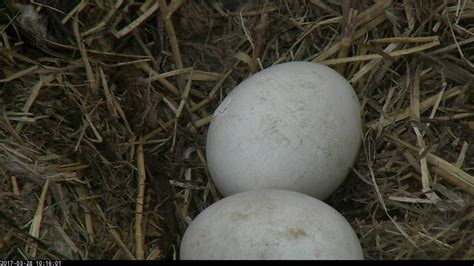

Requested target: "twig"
[
  {"left": 166, "top": 0, "right": 187, "bottom": 19},
  {"left": 317, "top": 39, "right": 440, "bottom": 65},
  {"left": 93, "top": 202, "right": 136, "bottom": 259},
  {"left": 159, "top": 0, "right": 184, "bottom": 84},
  {"left": 176, "top": 69, "right": 193, "bottom": 118},
  {"left": 113, "top": 1, "right": 160, "bottom": 38},
  {"left": 367, "top": 85, "right": 462, "bottom": 129},
  {"left": 75, "top": 186, "right": 95, "bottom": 244},
  {"left": 73, "top": 15, "right": 99, "bottom": 95},
  {"left": 0, "top": 65, "right": 38, "bottom": 82},
  {"left": 135, "top": 143, "right": 146, "bottom": 259},
  {"left": 26, "top": 179, "right": 50, "bottom": 258},
  {"left": 385, "top": 134, "right": 474, "bottom": 196}
]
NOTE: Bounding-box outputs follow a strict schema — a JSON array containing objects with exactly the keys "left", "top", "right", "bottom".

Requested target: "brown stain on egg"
[
  {"left": 286, "top": 227, "right": 308, "bottom": 240},
  {"left": 313, "top": 248, "right": 322, "bottom": 257},
  {"left": 230, "top": 212, "right": 249, "bottom": 221}
]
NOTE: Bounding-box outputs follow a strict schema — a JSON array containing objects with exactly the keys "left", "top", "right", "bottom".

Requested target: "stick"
[{"left": 135, "top": 144, "right": 146, "bottom": 259}]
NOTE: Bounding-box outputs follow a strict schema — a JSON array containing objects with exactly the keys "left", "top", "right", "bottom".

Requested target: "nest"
[{"left": 0, "top": 0, "right": 473, "bottom": 260}]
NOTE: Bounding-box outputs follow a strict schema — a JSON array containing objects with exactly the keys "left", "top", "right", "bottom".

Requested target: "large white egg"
[
  {"left": 206, "top": 61, "right": 361, "bottom": 199},
  {"left": 180, "top": 189, "right": 364, "bottom": 260}
]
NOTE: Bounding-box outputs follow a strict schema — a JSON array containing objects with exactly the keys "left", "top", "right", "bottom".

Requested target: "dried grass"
[{"left": 0, "top": 0, "right": 473, "bottom": 260}]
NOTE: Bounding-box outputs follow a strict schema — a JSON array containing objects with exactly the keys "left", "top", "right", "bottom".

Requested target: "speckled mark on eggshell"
[
  {"left": 285, "top": 227, "right": 308, "bottom": 240},
  {"left": 230, "top": 211, "right": 249, "bottom": 221}
]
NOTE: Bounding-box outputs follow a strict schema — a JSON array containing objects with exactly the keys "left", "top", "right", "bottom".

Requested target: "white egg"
[
  {"left": 180, "top": 189, "right": 364, "bottom": 260},
  {"left": 206, "top": 61, "right": 361, "bottom": 199}
]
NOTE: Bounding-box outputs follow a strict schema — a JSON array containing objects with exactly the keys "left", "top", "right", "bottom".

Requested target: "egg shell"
[
  {"left": 206, "top": 61, "right": 361, "bottom": 199},
  {"left": 179, "top": 189, "right": 364, "bottom": 260}
]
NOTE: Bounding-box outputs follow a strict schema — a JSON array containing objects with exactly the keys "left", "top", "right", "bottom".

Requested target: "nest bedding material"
[{"left": 0, "top": 0, "right": 473, "bottom": 260}]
